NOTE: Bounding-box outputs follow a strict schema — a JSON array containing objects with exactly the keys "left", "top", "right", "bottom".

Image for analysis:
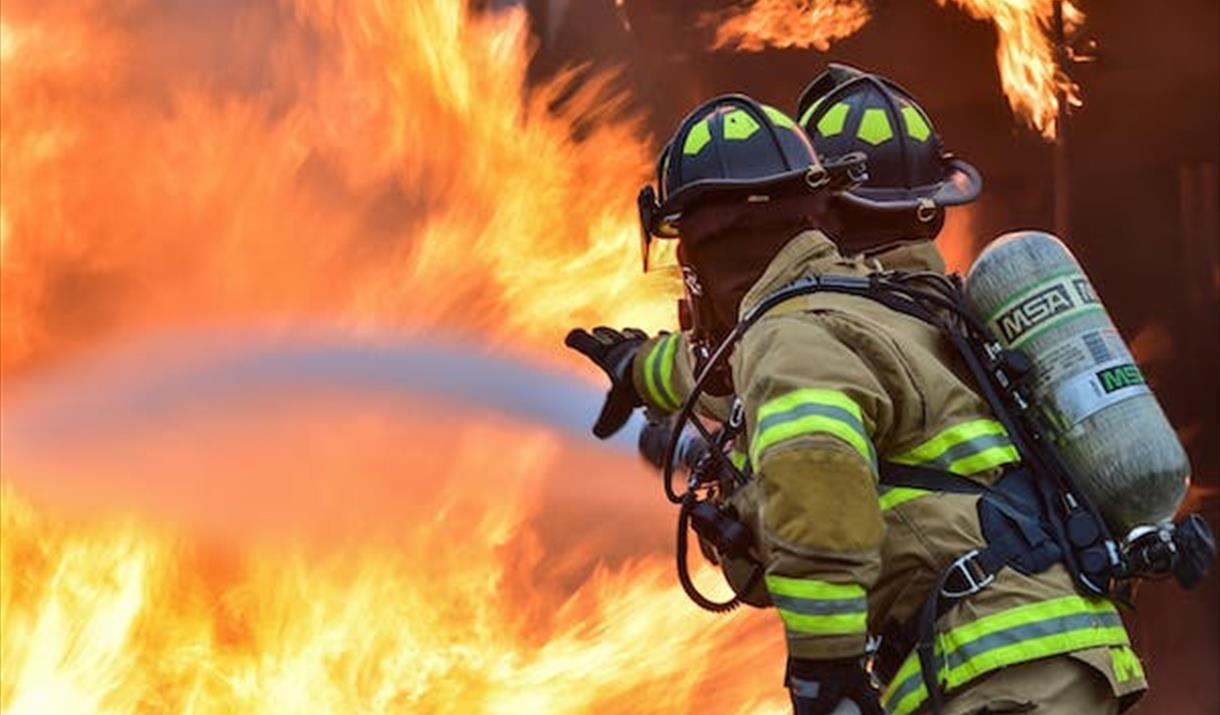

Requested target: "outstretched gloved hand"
[
  {"left": 564, "top": 327, "right": 649, "bottom": 439},
  {"left": 787, "top": 657, "right": 883, "bottom": 715}
]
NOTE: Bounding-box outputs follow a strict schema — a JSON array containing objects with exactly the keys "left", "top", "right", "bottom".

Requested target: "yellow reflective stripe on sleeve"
[
  {"left": 1111, "top": 645, "right": 1145, "bottom": 683},
  {"left": 642, "top": 335, "right": 680, "bottom": 412},
  {"left": 751, "top": 388, "right": 874, "bottom": 469},
  {"left": 878, "top": 486, "right": 929, "bottom": 512},
  {"left": 779, "top": 610, "right": 868, "bottom": 636},
  {"left": 729, "top": 449, "right": 749, "bottom": 471},
  {"left": 881, "top": 596, "right": 1129, "bottom": 715},
  {"left": 765, "top": 575, "right": 865, "bottom": 600},
  {"left": 657, "top": 333, "right": 681, "bottom": 409},
  {"left": 765, "top": 576, "right": 868, "bottom": 636},
  {"left": 890, "top": 419, "right": 1020, "bottom": 476}
]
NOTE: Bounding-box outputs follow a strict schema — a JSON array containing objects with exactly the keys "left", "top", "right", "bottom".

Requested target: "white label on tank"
[{"left": 1028, "top": 328, "right": 1150, "bottom": 430}]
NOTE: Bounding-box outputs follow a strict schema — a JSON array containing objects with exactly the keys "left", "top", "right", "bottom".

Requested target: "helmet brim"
[
  {"left": 839, "top": 157, "right": 982, "bottom": 211},
  {"left": 650, "top": 165, "right": 821, "bottom": 239}
]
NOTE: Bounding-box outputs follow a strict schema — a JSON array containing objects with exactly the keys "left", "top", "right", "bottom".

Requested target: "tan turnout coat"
[{"left": 632, "top": 230, "right": 1145, "bottom": 714}]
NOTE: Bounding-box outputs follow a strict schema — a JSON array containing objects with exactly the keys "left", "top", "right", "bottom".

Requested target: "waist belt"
[{"left": 874, "top": 462, "right": 1065, "bottom": 711}]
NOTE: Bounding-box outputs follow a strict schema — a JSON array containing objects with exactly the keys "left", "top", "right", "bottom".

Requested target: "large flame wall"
[
  {"left": 0, "top": 1, "right": 792, "bottom": 712},
  {"left": 1, "top": 335, "right": 787, "bottom": 713},
  {"left": 0, "top": 0, "right": 678, "bottom": 377}
]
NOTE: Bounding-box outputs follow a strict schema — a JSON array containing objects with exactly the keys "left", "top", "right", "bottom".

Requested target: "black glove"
[
  {"left": 564, "top": 327, "right": 649, "bottom": 439},
  {"left": 787, "top": 657, "right": 883, "bottom": 715}
]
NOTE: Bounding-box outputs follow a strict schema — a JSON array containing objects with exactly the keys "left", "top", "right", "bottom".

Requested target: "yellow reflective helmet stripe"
[
  {"left": 882, "top": 596, "right": 1129, "bottom": 715},
  {"left": 901, "top": 105, "right": 932, "bottom": 141},
  {"left": 765, "top": 576, "right": 868, "bottom": 636},
  {"left": 751, "top": 388, "right": 874, "bottom": 469},
  {"left": 889, "top": 419, "right": 1020, "bottom": 476},
  {"left": 722, "top": 109, "right": 761, "bottom": 140},
  {"left": 683, "top": 118, "right": 712, "bottom": 155},
  {"left": 856, "top": 107, "right": 894, "bottom": 145},
  {"left": 816, "top": 102, "right": 851, "bottom": 137},
  {"left": 799, "top": 96, "right": 826, "bottom": 128},
  {"left": 762, "top": 104, "right": 797, "bottom": 129}
]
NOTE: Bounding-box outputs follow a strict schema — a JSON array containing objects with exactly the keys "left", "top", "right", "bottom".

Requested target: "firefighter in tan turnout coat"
[{"left": 567, "top": 69, "right": 1144, "bottom": 715}]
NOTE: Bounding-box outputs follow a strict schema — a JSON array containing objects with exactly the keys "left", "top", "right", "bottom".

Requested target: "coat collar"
[
  {"left": 738, "top": 233, "right": 948, "bottom": 317},
  {"left": 738, "top": 229, "right": 842, "bottom": 317}
]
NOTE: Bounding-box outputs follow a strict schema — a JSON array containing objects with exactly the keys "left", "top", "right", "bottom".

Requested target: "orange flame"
[
  {"left": 0, "top": 1, "right": 678, "bottom": 377},
  {"left": 705, "top": 0, "right": 871, "bottom": 53},
  {"left": 942, "top": 0, "right": 1083, "bottom": 138},
  {"left": 0, "top": 0, "right": 803, "bottom": 711},
  {"left": 937, "top": 205, "right": 981, "bottom": 274},
  {"left": 704, "top": 0, "right": 1082, "bottom": 138},
  {"left": 1, "top": 399, "right": 787, "bottom": 713}
]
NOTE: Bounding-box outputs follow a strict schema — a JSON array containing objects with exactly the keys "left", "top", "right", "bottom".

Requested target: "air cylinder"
[{"left": 964, "top": 230, "right": 1189, "bottom": 535}]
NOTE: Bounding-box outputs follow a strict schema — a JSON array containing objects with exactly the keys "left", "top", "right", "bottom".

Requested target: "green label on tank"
[
  {"left": 1096, "top": 363, "right": 1145, "bottom": 393},
  {"left": 989, "top": 273, "right": 1103, "bottom": 348}
]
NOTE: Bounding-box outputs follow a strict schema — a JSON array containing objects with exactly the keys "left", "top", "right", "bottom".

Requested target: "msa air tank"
[{"left": 964, "top": 230, "right": 1189, "bottom": 536}]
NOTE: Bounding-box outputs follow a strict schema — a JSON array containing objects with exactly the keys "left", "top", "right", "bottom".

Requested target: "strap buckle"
[{"left": 941, "top": 549, "right": 995, "bottom": 599}]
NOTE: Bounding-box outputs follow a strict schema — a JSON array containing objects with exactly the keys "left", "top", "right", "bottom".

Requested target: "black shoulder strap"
[{"left": 879, "top": 461, "right": 991, "bottom": 496}]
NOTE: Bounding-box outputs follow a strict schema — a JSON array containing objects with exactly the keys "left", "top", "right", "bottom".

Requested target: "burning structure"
[{"left": 1, "top": 1, "right": 1216, "bottom": 713}]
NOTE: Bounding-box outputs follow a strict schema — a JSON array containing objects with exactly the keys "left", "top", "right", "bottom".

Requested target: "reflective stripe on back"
[
  {"left": 881, "top": 596, "right": 1129, "bottom": 715},
  {"left": 889, "top": 419, "right": 1020, "bottom": 476},
  {"left": 878, "top": 486, "right": 929, "bottom": 512}
]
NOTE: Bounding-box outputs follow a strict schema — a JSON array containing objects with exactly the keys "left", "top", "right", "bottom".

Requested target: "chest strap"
[{"left": 879, "top": 461, "right": 992, "bottom": 496}]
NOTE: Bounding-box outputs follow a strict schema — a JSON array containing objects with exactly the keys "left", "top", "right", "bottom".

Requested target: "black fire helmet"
[
  {"left": 795, "top": 64, "right": 982, "bottom": 241},
  {"left": 637, "top": 93, "right": 864, "bottom": 269}
]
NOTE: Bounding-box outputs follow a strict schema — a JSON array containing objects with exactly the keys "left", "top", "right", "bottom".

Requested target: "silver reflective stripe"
[
  {"left": 770, "top": 593, "right": 868, "bottom": 617},
  {"left": 916, "top": 432, "right": 1013, "bottom": 472},
  {"left": 883, "top": 610, "right": 1127, "bottom": 709},
  {"left": 942, "top": 610, "right": 1123, "bottom": 671},
  {"left": 789, "top": 677, "right": 821, "bottom": 699}
]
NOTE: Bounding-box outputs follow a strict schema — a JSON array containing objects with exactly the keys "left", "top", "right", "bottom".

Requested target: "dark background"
[{"left": 524, "top": 1, "right": 1220, "bottom": 711}]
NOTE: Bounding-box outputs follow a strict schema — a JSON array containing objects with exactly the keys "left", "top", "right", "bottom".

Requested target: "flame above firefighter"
[{"left": 706, "top": 0, "right": 1083, "bottom": 138}]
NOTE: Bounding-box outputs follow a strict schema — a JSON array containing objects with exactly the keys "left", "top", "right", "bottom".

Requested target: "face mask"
[{"left": 678, "top": 193, "right": 831, "bottom": 342}]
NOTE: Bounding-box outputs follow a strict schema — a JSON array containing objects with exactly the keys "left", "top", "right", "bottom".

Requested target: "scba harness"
[{"left": 655, "top": 270, "right": 1214, "bottom": 711}]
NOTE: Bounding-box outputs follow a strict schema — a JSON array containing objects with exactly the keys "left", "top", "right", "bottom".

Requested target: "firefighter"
[{"left": 567, "top": 69, "right": 1144, "bottom": 715}]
